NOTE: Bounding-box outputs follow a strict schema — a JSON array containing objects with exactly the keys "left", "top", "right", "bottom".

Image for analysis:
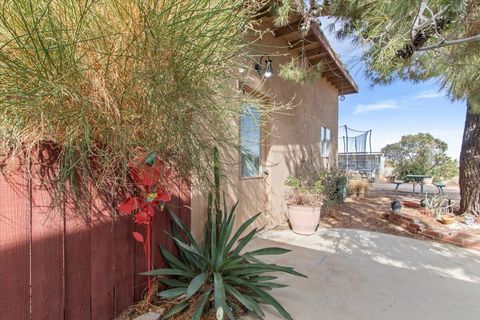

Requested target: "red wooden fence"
[{"left": 0, "top": 155, "right": 190, "bottom": 320}]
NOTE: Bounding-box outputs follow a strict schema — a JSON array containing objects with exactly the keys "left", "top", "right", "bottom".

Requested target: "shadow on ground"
[{"left": 242, "top": 229, "right": 480, "bottom": 320}]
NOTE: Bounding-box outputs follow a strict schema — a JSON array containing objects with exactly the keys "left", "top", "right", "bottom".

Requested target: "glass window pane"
[
  {"left": 321, "top": 127, "right": 331, "bottom": 158},
  {"left": 240, "top": 105, "right": 261, "bottom": 177}
]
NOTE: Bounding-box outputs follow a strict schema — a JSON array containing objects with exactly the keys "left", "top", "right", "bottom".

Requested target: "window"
[
  {"left": 320, "top": 127, "right": 331, "bottom": 158},
  {"left": 240, "top": 104, "right": 261, "bottom": 177}
]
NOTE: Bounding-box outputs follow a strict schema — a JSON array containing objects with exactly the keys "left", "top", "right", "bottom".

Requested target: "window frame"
[
  {"left": 239, "top": 104, "right": 263, "bottom": 179},
  {"left": 320, "top": 126, "right": 332, "bottom": 159}
]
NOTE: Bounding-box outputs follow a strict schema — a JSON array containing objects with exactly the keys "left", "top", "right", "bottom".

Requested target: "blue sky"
[{"left": 322, "top": 28, "right": 466, "bottom": 160}]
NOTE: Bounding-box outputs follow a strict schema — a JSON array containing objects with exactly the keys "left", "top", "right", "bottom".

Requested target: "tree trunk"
[{"left": 459, "top": 101, "right": 480, "bottom": 215}]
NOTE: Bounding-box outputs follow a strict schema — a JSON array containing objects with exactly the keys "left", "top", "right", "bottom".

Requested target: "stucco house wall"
[{"left": 190, "top": 20, "right": 355, "bottom": 240}]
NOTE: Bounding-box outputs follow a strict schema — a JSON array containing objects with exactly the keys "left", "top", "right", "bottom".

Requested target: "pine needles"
[{"left": 0, "top": 0, "right": 271, "bottom": 206}]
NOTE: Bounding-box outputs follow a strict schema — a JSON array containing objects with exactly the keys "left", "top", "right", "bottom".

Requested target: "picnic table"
[{"left": 405, "top": 174, "right": 432, "bottom": 195}]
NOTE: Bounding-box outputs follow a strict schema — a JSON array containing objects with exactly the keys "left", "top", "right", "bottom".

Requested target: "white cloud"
[
  {"left": 354, "top": 100, "right": 400, "bottom": 114},
  {"left": 413, "top": 89, "right": 444, "bottom": 100}
]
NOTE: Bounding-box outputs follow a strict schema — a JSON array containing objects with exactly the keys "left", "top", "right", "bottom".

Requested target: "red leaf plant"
[{"left": 117, "top": 151, "right": 172, "bottom": 302}]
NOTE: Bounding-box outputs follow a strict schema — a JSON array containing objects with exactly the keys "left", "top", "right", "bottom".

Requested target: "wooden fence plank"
[
  {"left": 64, "top": 192, "right": 91, "bottom": 320},
  {"left": 114, "top": 214, "right": 135, "bottom": 316},
  {"left": 133, "top": 222, "right": 148, "bottom": 301},
  {"left": 90, "top": 192, "right": 115, "bottom": 320},
  {"left": 30, "top": 150, "right": 65, "bottom": 320},
  {"left": 151, "top": 206, "right": 168, "bottom": 269},
  {"left": 179, "top": 181, "right": 191, "bottom": 230},
  {"left": 0, "top": 165, "right": 30, "bottom": 320},
  {"left": 0, "top": 151, "right": 191, "bottom": 318}
]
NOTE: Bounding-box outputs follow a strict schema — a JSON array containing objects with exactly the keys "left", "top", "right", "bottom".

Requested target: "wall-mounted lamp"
[{"left": 254, "top": 56, "right": 273, "bottom": 78}]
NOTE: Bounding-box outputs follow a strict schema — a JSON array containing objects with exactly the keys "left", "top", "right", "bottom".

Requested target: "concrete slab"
[{"left": 242, "top": 229, "right": 480, "bottom": 320}]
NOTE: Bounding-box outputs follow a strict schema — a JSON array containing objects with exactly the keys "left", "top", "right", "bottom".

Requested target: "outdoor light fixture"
[{"left": 255, "top": 56, "right": 273, "bottom": 78}]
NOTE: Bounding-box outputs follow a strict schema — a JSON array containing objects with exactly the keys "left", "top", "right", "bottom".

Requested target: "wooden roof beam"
[
  {"left": 303, "top": 48, "right": 327, "bottom": 60},
  {"left": 274, "top": 19, "right": 303, "bottom": 38},
  {"left": 309, "top": 59, "right": 338, "bottom": 68},
  {"left": 288, "top": 34, "right": 317, "bottom": 50}
]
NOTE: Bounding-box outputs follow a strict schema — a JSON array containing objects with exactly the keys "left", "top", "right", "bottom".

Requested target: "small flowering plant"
[{"left": 117, "top": 150, "right": 173, "bottom": 301}]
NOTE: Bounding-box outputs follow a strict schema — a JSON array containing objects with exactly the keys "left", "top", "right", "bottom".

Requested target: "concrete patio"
[{"left": 243, "top": 229, "right": 480, "bottom": 320}]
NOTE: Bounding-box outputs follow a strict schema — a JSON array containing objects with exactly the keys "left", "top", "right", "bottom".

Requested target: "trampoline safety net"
[{"left": 338, "top": 125, "right": 373, "bottom": 172}]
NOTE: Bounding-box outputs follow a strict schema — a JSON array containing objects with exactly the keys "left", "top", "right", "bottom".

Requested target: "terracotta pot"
[{"left": 287, "top": 204, "right": 321, "bottom": 235}]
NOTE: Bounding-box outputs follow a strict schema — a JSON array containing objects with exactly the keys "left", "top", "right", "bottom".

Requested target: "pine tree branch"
[{"left": 417, "top": 34, "right": 480, "bottom": 51}]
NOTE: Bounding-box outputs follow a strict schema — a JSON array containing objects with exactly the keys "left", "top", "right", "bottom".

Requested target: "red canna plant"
[{"left": 117, "top": 150, "right": 172, "bottom": 302}]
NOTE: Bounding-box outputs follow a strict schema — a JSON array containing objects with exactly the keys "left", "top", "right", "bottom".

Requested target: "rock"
[{"left": 134, "top": 311, "right": 162, "bottom": 320}]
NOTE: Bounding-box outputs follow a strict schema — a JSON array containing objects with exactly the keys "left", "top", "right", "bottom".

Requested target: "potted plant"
[{"left": 284, "top": 176, "right": 325, "bottom": 235}]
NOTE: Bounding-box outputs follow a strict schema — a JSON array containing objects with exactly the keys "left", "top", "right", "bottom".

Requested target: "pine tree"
[{"left": 275, "top": 0, "right": 480, "bottom": 215}]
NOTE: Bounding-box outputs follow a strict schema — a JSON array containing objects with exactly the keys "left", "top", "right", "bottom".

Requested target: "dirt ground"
[
  {"left": 319, "top": 188, "right": 479, "bottom": 241},
  {"left": 320, "top": 192, "right": 425, "bottom": 241}
]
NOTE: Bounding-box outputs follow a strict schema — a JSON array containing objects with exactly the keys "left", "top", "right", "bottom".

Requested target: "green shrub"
[{"left": 285, "top": 166, "right": 347, "bottom": 206}]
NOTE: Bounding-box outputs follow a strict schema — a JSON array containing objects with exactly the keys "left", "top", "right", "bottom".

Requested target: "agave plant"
[{"left": 143, "top": 149, "right": 306, "bottom": 319}]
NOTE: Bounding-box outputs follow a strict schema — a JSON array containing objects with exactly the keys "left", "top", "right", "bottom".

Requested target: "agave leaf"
[
  {"left": 233, "top": 278, "right": 294, "bottom": 320},
  {"left": 159, "top": 277, "right": 189, "bottom": 288},
  {"left": 251, "top": 286, "right": 293, "bottom": 320},
  {"left": 214, "top": 203, "right": 237, "bottom": 268},
  {"left": 224, "top": 284, "right": 254, "bottom": 311},
  {"left": 247, "top": 276, "right": 278, "bottom": 282},
  {"left": 225, "top": 212, "right": 261, "bottom": 254},
  {"left": 213, "top": 272, "right": 226, "bottom": 313},
  {"left": 159, "top": 245, "right": 193, "bottom": 273},
  {"left": 229, "top": 263, "right": 307, "bottom": 278},
  {"left": 192, "top": 289, "right": 212, "bottom": 320},
  {"left": 257, "top": 282, "right": 289, "bottom": 289},
  {"left": 206, "top": 191, "right": 213, "bottom": 248},
  {"left": 168, "top": 207, "right": 198, "bottom": 249},
  {"left": 245, "top": 247, "right": 291, "bottom": 256},
  {"left": 170, "top": 234, "right": 206, "bottom": 261},
  {"left": 162, "top": 300, "right": 189, "bottom": 319},
  {"left": 224, "top": 278, "right": 264, "bottom": 317},
  {"left": 223, "top": 192, "right": 228, "bottom": 221},
  {"left": 210, "top": 204, "right": 217, "bottom": 264},
  {"left": 231, "top": 228, "right": 258, "bottom": 257},
  {"left": 141, "top": 268, "right": 194, "bottom": 278},
  {"left": 158, "top": 287, "right": 186, "bottom": 299},
  {"left": 186, "top": 272, "right": 208, "bottom": 299},
  {"left": 228, "top": 201, "right": 239, "bottom": 223},
  {"left": 171, "top": 225, "right": 204, "bottom": 270},
  {"left": 219, "top": 256, "right": 245, "bottom": 270}
]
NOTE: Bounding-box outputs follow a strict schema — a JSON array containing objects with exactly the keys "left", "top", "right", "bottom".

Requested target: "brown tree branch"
[{"left": 417, "top": 34, "right": 480, "bottom": 51}]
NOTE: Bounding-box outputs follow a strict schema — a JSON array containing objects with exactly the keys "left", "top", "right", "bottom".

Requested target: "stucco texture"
[{"left": 190, "top": 29, "right": 341, "bottom": 240}]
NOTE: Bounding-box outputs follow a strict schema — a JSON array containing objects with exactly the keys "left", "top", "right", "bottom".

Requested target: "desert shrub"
[
  {"left": 348, "top": 180, "right": 369, "bottom": 198},
  {"left": 284, "top": 175, "right": 325, "bottom": 206},
  {"left": 0, "top": 0, "right": 272, "bottom": 204},
  {"left": 285, "top": 165, "right": 347, "bottom": 206}
]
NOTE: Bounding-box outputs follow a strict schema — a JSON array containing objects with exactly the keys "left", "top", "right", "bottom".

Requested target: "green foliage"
[
  {"left": 0, "top": 0, "right": 271, "bottom": 204},
  {"left": 381, "top": 133, "right": 458, "bottom": 180},
  {"left": 317, "top": 167, "right": 348, "bottom": 204},
  {"left": 285, "top": 166, "right": 347, "bottom": 206},
  {"left": 276, "top": 1, "right": 480, "bottom": 108},
  {"left": 144, "top": 152, "right": 305, "bottom": 319},
  {"left": 278, "top": 58, "right": 325, "bottom": 84},
  {"left": 323, "top": 0, "right": 480, "bottom": 106}
]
